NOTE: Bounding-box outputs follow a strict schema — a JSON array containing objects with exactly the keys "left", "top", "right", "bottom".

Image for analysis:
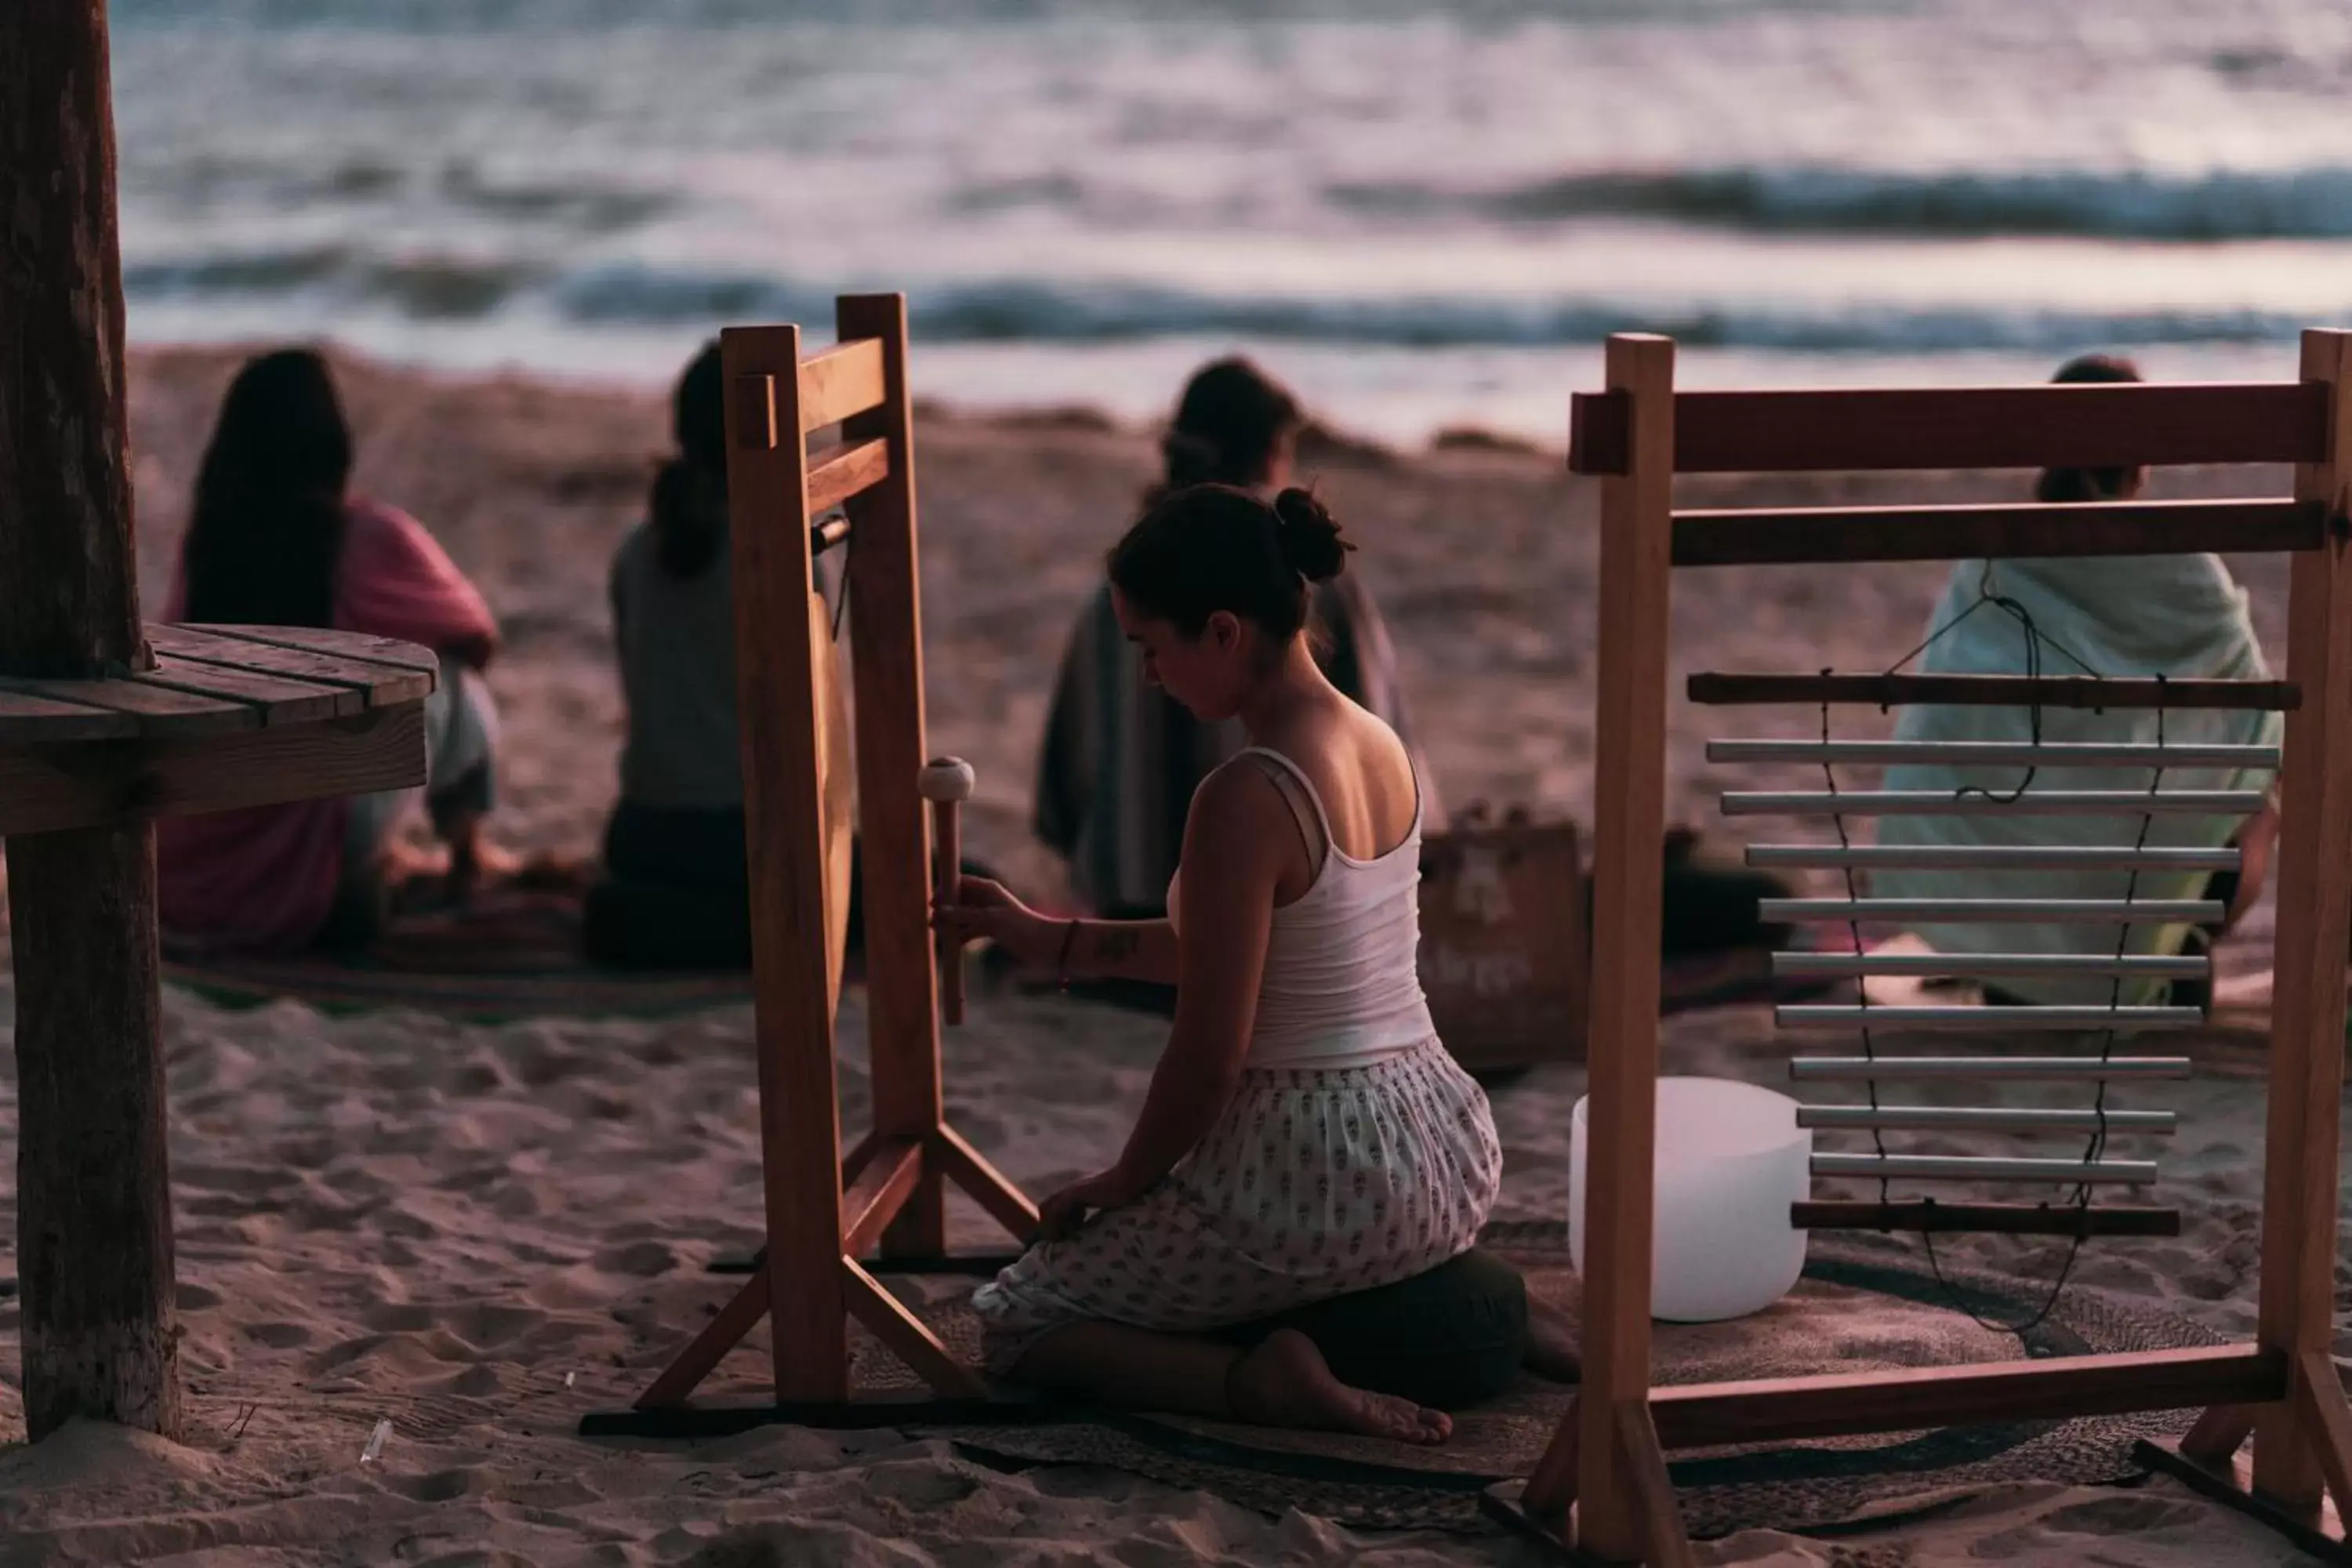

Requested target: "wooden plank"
[
  {"left": 840, "top": 1257, "right": 985, "bottom": 1399},
  {"left": 1649, "top": 1345, "right": 2283, "bottom": 1449},
  {"left": 840, "top": 292, "right": 950, "bottom": 1261},
  {"left": 723, "top": 322, "right": 851, "bottom": 1405},
  {"left": 1791, "top": 1201, "right": 2181, "bottom": 1237},
  {"left": 2256, "top": 329, "right": 2352, "bottom": 1510},
  {"left": 136, "top": 655, "right": 358, "bottom": 725},
  {"left": 0, "top": 673, "right": 256, "bottom": 738},
  {"left": 799, "top": 338, "right": 888, "bottom": 433},
  {"left": 1573, "top": 332, "right": 1678, "bottom": 1564},
  {"left": 841, "top": 1137, "right": 924, "bottom": 1258},
  {"left": 1616, "top": 1401, "right": 1695, "bottom": 1568},
  {"left": 1690, "top": 672, "right": 2300, "bottom": 711},
  {"left": 1568, "top": 381, "right": 2331, "bottom": 476},
  {"left": 199, "top": 623, "right": 442, "bottom": 677},
  {"left": 1671, "top": 499, "right": 2322, "bottom": 567},
  {"left": 146, "top": 624, "right": 433, "bottom": 706},
  {"left": 635, "top": 1272, "right": 771, "bottom": 1409},
  {"left": 0, "top": 706, "right": 426, "bottom": 837},
  {"left": 932, "top": 1125, "right": 1042, "bottom": 1242},
  {"left": 0, "top": 688, "right": 139, "bottom": 743},
  {"left": 806, "top": 437, "right": 891, "bottom": 518}
]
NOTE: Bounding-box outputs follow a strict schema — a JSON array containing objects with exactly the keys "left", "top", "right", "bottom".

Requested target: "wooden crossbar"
[
  {"left": 807, "top": 437, "right": 891, "bottom": 516},
  {"left": 799, "top": 338, "right": 888, "bottom": 432},
  {"left": 1690, "top": 672, "right": 2301, "bottom": 710},
  {"left": 1570, "top": 380, "right": 2330, "bottom": 476},
  {"left": 1646, "top": 1346, "right": 2285, "bottom": 1447},
  {"left": 1671, "top": 499, "right": 2325, "bottom": 567}
]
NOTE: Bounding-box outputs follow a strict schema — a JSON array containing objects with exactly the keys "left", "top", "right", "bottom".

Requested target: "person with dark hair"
[
  {"left": 1035, "top": 358, "right": 1436, "bottom": 924},
  {"left": 938, "top": 485, "right": 1573, "bottom": 1439},
  {"left": 158, "top": 348, "right": 506, "bottom": 953},
  {"left": 585, "top": 340, "right": 760, "bottom": 967},
  {"left": 1871, "top": 354, "right": 2281, "bottom": 1002}
]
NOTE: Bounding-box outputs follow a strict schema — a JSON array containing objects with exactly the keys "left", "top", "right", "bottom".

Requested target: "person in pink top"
[{"left": 158, "top": 349, "right": 506, "bottom": 955}]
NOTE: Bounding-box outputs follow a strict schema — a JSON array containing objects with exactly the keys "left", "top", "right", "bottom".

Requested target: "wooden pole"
[
  {"left": 2252, "top": 328, "right": 2352, "bottom": 1508},
  {"left": 1573, "top": 333, "right": 1677, "bottom": 1561},
  {"left": 0, "top": 0, "right": 183, "bottom": 1440},
  {"left": 721, "top": 325, "right": 851, "bottom": 1402},
  {"left": 837, "top": 294, "right": 948, "bottom": 1259}
]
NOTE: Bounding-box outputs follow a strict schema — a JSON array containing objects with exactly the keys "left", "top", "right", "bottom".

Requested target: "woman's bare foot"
[
  {"left": 1226, "top": 1328, "right": 1451, "bottom": 1444},
  {"left": 1524, "top": 1298, "right": 1582, "bottom": 1384}
]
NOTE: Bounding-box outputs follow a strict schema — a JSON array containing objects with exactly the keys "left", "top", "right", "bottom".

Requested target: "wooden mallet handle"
[{"left": 919, "top": 757, "right": 976, "bottom": 1025}]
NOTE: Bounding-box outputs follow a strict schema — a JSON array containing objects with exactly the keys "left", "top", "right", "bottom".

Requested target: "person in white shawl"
[{"left": 1870, "top": 355, "right": 2280, "bottom": 1007}]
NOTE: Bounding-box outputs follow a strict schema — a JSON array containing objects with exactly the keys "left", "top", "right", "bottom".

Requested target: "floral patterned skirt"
[{"left": 971, "top": 1035, "right": 1503, "bottom": 1374}]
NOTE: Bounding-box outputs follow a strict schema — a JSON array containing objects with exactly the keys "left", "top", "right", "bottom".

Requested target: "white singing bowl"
[{"left": 1569, "top": 1076, "right": 1812, "bottom": 1323}]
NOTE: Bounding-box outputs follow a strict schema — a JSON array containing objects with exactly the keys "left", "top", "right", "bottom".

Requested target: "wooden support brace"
[
  {"left": 841, "top": 1137, "right": 925, "bottom": 1258},
  {"left": 841, "top": 1257, "right": 985, "bottom": 1399},
  {"left": 2296, "top": 1351, "right": 2352, "bottom": 1520},
  {"left": 932, "top": 1125, "right": 1043, "bottom": 1242},
  {"left": 2180, "top": 1402, "right": 2262, "bottom": 1465},
  {"left": 1520, "top": 1392, "right": 1580, "bottom": 1521},
  {"left": 634, "top": 1272, "right": 771, "bottom": 1410}
]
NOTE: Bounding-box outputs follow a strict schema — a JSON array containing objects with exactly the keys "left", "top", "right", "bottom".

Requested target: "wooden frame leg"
[
  {"left": 839, "top": 292, "right": 949, "bottom": 1261},
  {"left": 2254, "top": 328, "right": 2352, "bottom": 1510}
]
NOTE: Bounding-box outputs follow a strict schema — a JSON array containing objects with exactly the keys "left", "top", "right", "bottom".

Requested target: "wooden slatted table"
[{"left": 0, "top": 624, "right": 435, "bottom": 837}]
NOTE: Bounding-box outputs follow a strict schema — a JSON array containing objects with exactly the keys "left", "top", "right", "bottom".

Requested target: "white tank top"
[{"left": 1167, "top": 746, "right": 1436, "bottom": 1070}]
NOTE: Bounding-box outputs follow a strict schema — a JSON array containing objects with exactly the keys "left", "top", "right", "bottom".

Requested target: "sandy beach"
[{"left": 0, "top": 345, "right": 2335, "bottom": 1566}]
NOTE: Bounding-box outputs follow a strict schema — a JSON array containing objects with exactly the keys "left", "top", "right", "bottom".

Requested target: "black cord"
[{"left": 1825, "top": 569, "right": 2149, "bottom": 1336}]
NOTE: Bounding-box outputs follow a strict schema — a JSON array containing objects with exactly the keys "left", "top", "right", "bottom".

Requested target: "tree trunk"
[{"left": 0, "top": 0, "right": 182, "bottom": 1441}]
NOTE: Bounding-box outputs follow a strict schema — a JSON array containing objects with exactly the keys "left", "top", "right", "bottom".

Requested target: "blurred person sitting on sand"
[
  {"left": 938, "top": 485, "right": 1575, "bottom": 1440},
  {"left": 1035, "top": 357, "right": 1437, "bottom": 923},
  {"left": 585, "top": 339, "right": 1002, "bottom": 970},
  {"left": 585, "top": 341, "right": 757, "bottom": 968},
  {"left": 1868, "top": 354, "right": 2280, "bottom": 1007},
  {"left": 158, "top": 348, "right": 509, "bottom": 954}
]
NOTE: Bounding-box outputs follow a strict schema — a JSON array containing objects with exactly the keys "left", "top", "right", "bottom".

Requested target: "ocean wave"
[
  {"left": 123, "top": 252, "right": 2344, "bottom": 352},
  {"left": 552, "top": 266, "right": 2339, "bottom": 351},
  {"left": 1328, "top": 165, "right": 2352, "bottom": 240}
]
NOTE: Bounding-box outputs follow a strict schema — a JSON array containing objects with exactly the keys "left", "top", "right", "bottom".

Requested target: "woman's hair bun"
[{"left": 1271, "top": 487, "right": 1352, "bottom": 583}]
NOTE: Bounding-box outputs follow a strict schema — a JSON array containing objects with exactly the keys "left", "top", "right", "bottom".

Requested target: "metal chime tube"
[
  {"left": 1798, "top": 1105, "right": 2177, "bottom": 1134},
  {"left": 1748, "top": 844, "right": 2241, "bottom": 872},
  {"left": 1773, "top": 951, "right": 2209, "bottom": 980},
  {"left": 1791, "top": 1055, "right": 2193, "bottom": 1081},
  {"left": 1722, "top": 789, "right": 2268, "bottom": 817},
  {"left": 1778, "top": 1004, "right": 2203, "bottom": 1031},
  {"left": 1760, "top": 897, "right": 2227, "bottom": 925},
  {"left": 1708, "top": 738, "right": 2281, "bottom": 769},
  {"left": 1813, "top": 1152, "right": 2160, "bottom": 1185}
]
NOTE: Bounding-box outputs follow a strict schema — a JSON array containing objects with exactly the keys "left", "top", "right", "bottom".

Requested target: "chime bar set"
[
  {"left": 586, "top": 297, "right": 1043, "bottom": 1439},
  {"left": 1492, "top": 332, "right": 2352, "bottom": 1566}
]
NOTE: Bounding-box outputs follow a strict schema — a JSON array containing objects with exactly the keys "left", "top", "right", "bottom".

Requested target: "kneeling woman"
[{"left": 939, "top": 485, "right": 1502, "bottom": 1441}]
